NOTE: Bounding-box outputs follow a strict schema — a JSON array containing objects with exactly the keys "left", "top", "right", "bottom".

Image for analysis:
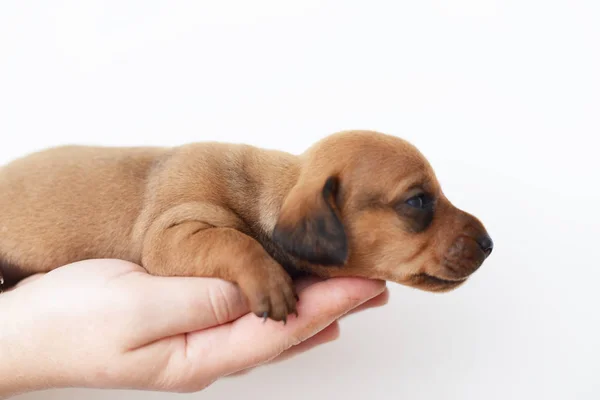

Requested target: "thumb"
[{"left": 122, "top": 274, "right": 249, "bottom": 350}]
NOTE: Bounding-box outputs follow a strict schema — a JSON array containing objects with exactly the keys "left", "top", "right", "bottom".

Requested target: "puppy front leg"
[{"left": 142, "top": 222, "right": 297, "bottom": 322}]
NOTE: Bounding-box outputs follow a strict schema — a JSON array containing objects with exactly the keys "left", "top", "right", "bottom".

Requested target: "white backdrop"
[{"left": 2, "top": 1, "right": 599, "bottom": 399}]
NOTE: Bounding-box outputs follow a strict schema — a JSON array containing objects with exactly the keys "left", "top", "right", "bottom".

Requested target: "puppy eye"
[{"left": 405, "top": 194, "right": 431, "bottom": 209}]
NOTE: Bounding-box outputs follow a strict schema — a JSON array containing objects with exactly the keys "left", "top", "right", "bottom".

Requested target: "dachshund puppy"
[{"left": 0, "top": 130, "right": 493, "bottom": 322}]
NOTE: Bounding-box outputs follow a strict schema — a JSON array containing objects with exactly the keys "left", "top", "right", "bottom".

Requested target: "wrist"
[{"left": 0, "top": 292, "right": 56, "bottom": 398}]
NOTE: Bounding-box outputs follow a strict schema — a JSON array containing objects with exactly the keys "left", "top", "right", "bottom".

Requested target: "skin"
[
  {"left": 0, "top": 259, "right": 387, "bottom": 398},
  {"left": 0, "top": 130, "right": 493, "bottom": 322}
]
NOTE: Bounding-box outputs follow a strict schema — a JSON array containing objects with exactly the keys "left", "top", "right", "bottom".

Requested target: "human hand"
[{"left": 0, "top": 259, "right": 387, "bottom": 397}]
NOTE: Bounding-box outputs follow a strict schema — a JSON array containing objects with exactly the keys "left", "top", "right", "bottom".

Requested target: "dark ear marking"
[
  {"left": 322, "top": 176, "right": 338, "bottom": 200},
  {"left": 272, "top": 176, "right": 348, "bottom": 266}
]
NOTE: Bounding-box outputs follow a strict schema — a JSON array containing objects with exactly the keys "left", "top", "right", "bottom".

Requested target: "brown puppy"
[{"left": 0, "top": 130, "right": 493, "bottom": 321}]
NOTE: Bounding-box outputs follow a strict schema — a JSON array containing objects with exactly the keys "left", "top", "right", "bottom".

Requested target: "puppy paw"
[{"left": 240, "top": 264, "right": 298, "bottom": 324}]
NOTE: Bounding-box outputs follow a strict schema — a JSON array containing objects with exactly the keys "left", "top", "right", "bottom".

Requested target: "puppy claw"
[{"left": 242, "top": 267, "right": 297, "bottom": 324}]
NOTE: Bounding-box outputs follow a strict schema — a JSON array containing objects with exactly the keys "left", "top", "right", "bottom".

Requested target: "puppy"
[{"left": 0, "top": 130, "right": 493, "bottom": 321}]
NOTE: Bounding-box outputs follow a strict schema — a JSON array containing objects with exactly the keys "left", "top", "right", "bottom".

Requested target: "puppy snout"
[
  {"left": 440, "top": 232, "right": 490, "bottom": 280},
  {"left": 476, "top": 234, "right": 493, "bottom": 258}
]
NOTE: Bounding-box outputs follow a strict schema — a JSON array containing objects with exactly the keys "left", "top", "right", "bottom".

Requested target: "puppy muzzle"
[{"left": 441, "top": 231, "right": 493, "bottom": 281}]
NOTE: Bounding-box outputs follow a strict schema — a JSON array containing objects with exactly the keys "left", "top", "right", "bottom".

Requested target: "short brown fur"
[{"left": 0, "top": 130, "right": 493, "bottom": 321}]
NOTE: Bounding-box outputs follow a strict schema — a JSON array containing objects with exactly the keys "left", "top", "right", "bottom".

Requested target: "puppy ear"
[{"left": 272, "top": 176, "right": 348, "bottom": 265}]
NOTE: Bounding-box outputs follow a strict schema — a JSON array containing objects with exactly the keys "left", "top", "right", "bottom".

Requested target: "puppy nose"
[{"left": 477, "top": 234, "right": 494, "bottom": 257}]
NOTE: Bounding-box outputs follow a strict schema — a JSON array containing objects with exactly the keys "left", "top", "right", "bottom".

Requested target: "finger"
[
  {"left": 267, "top": 320, "right": 341, "bottom": 364},
  {"left": 292, "top": 279, "right": 388, "bottom": 318},
  {"left": 181, "top": 277, "right": 385, "bottom": 382},
  {"left": 293, "top": 276, "right": 323, "bottom": 292},
  {"left": 343, "top": 287, "right": 389, "bottom": 317},
  {"left": 123, "top": 275, "right": 249, "bottom": 349},
  {"left": 230, "top": 286, "right": 389, "bottom": 377},
  {"left": 229, "top": 321, "right": 341, "bottom": 376}
]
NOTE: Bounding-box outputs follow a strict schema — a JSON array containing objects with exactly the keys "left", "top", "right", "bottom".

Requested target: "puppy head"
[{"left": 272, "top": 130, "right": 493, "bottom": 292}]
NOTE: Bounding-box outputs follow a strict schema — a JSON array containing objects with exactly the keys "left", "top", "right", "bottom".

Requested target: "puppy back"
[{"left": 0, "top": 145, "right": 166, "bottom": 274}]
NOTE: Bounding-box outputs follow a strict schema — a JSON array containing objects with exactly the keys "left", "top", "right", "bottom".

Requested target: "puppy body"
[{"left": 0, "top": 131, "right": 493, "bottom": 320}]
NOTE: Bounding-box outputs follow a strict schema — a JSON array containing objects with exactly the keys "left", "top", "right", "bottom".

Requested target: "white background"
[{"left": 2, "top": 1, "right": 599, "bottom": 399}]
